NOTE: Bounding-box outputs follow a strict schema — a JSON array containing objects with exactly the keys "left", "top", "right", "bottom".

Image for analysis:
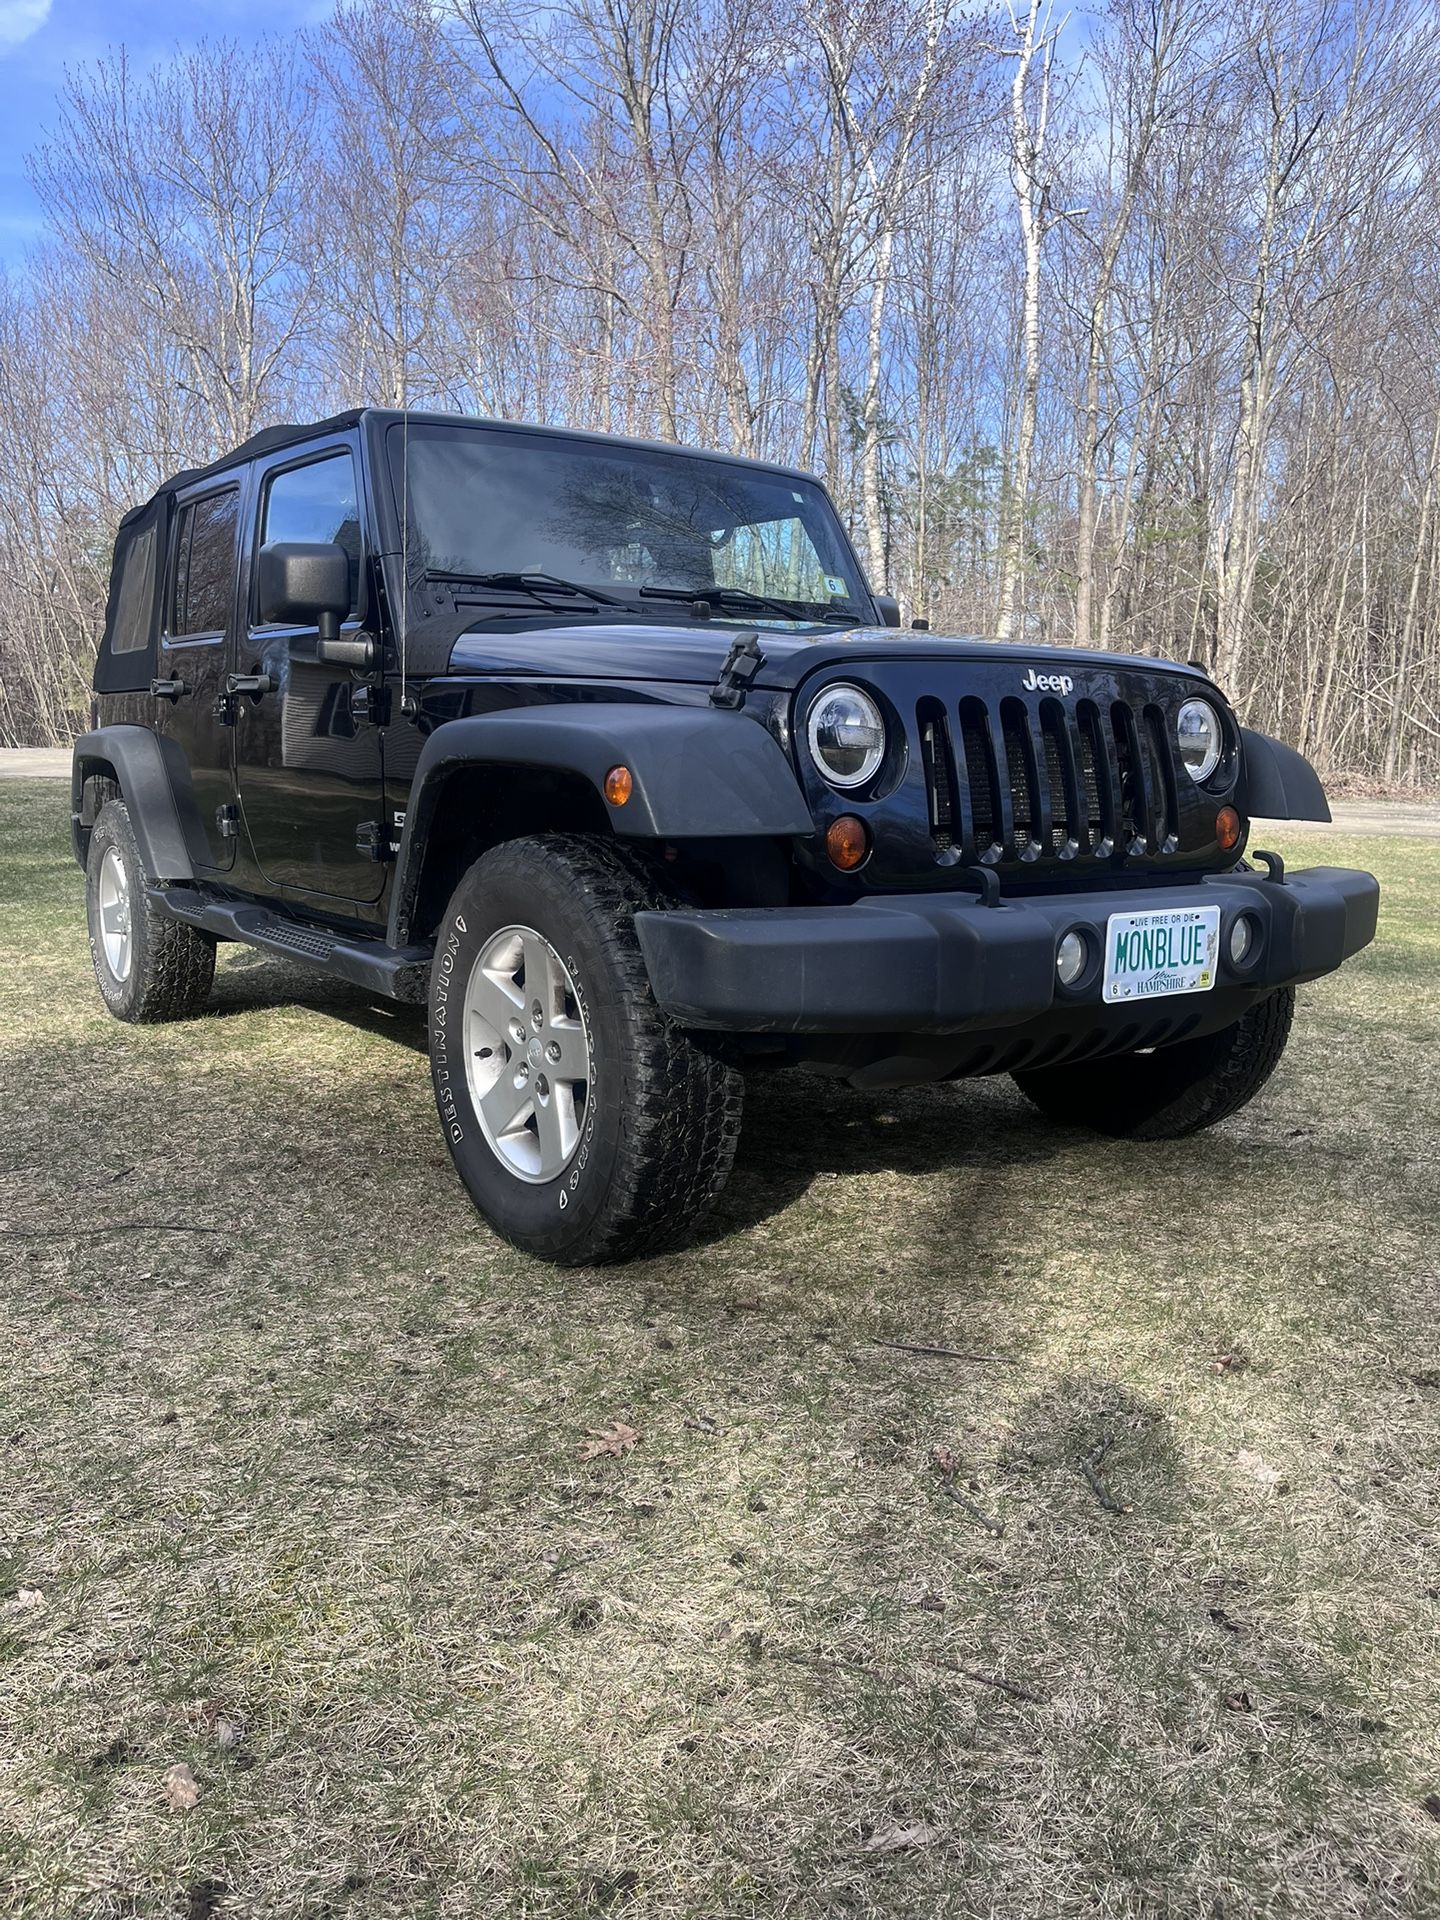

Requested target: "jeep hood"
[{"left": 445, "top": 619, "right": 1212, "bottom": 692}]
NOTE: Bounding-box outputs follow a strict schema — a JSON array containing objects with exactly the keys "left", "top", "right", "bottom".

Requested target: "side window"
[
  {"left": 110, "top": 523, "right": 157, "bottom": 654},
  {"left": 169, "top": 490, "right": 239, "bottom": 638},
  {"left": 259, "top": 452, "right": 362, "bottom": 618}
]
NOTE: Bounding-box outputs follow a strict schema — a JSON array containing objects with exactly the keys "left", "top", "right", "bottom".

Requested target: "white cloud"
[{"left": 0, "top": 0, "right": 52, "bottom": 54}]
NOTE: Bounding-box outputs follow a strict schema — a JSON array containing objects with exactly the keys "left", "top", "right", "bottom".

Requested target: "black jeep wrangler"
[{"left": 73, "top": 409, "right": 1378, "bottom": 1263}]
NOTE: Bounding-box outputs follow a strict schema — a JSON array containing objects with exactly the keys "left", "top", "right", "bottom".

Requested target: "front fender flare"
[
  {"left": 71, "top": 726, "right": 201, "bottom": 881},
  {"left": 1237, "top": 727, "right": 1331, "bottom": 823},
  {"left": 388, "top": 706, "right": 814, "bottom": 947}
]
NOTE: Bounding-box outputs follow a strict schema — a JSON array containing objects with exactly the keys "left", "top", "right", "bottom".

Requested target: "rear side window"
[
  {"left": 170, "top": 489, "right": 239, "bottom": 637},
  {"left": 110, "top": 523, "right": 157, "bottom": 654},
  {"left": 259, "top": 452, "right": 362, "bottom": 616}
]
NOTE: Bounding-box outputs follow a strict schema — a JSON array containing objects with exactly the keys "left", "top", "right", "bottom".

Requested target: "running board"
[{"left": 152, "top": 888, "right": 432, "bottom": 1003}]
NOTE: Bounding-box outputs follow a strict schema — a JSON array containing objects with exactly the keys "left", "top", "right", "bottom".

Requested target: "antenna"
[{"left": 399, "top": 387, "right": 410, "bottom": 714}]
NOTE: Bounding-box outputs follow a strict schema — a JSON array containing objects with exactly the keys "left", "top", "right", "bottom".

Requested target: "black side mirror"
[
  {"left": 257, "top": 541, "right": 364, "bottom": 660},
  {"left": 874, "top": 592, "right": 901, "bottom": 628}
]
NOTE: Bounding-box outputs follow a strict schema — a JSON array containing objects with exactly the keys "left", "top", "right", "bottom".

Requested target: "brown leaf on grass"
[
  {"left": 1208, "top": 1607, "right": 1245, "bottom": 1635},
  {"left": 163, "top": 1761, "right": 202, "bottom": 1810},
  {"left": 928, "top": 1445, "right": 962, "bottom": 1481},
  {"left": 1223, "top": 1690, "right": 1253, "bottom": 1713},
  {"left": 578, "top": 1419, "right": 638, "bottom": 1461},
  {"left": 863, "top": 1818, "right": 945, "bottom": 1853},
  {"left": 179, "top": 1699, "right": 243, "bottom": 1745},
  {"left": 5, "top": 1586, "right": 45, "bottom": 1613},
  {"left": 1210, "top": 1352, "right": 1248, "bottom": 1374}
]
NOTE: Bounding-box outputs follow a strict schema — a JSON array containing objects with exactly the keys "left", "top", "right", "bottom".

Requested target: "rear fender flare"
[
  {"left": 71, "top": 726, "right": 202, "bottom": 881},
  {"left": 388, "top": 706, "right": 813, "bottom": 947}
]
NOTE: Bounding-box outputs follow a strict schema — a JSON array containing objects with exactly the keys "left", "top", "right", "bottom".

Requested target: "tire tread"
[{"left": 1013, "top": 987, "right": 1295, "bottom": 1140}]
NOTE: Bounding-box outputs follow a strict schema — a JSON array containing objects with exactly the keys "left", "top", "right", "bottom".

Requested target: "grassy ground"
[{"left": 2, "top": 777, "right": 1438, "bottom": 1920}]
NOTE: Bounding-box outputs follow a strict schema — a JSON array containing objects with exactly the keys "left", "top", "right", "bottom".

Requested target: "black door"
[
  {"left": 233, "top": 443, "right": 386, "bottom": 904},
  {"left": 156, "top": 483, "right": 243, "bottom": 871}
]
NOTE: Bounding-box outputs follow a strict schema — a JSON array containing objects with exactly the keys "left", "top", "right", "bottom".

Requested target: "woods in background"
[{"left": 1, "top": 0, "right": 1437, "bottom": 785}]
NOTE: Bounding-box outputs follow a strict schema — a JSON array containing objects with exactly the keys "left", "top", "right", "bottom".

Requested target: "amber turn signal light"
[
  {"left": 1216, "top": 805, "right": 1241, "bottom": 851},
  {"left": 826, "top": 814, "right": 869, "bottom": 871},
  {"left": 604, "top": 765, "right": 633, "bottom": 806}
]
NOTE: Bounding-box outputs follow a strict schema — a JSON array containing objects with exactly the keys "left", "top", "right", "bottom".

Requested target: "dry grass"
[{"left": 2, "top": 777, "right": 1438, "bottom": 1919}]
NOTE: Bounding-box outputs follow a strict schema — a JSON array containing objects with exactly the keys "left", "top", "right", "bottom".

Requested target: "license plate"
[{"left": 1102, "top": 905, "right": 1219, "bottom": 1003}]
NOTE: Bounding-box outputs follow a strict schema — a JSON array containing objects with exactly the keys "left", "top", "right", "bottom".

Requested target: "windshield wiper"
[
  {"left": 640, "top": 583, "right": 853, "bottom": 625},
  {"left": 438, "top": 570, "right": 626, "bottom": 609}
]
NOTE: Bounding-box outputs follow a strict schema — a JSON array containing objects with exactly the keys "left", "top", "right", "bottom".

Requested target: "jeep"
[{"left": 72, "top": 409, "right": 1379, "bottom": 1263}]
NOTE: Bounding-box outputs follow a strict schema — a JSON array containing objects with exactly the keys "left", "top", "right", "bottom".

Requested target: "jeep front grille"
[{"left": 918, "top": 694, "right": 1181, "bottom": 864}]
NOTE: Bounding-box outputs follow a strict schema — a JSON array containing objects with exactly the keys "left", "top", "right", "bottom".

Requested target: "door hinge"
[
  {"left": 356, "top": 819, "right": 395, "bottom": 861},
  {"left": 215, "top": 803, "right": 241, "bottom": 840},
  {"left": 351, "top": 684, "right": 391, "bottom": 727}
]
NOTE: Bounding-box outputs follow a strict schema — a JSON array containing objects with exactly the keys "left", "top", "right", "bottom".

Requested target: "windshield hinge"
[{"left": 709, "top": 631, "right": 766, "bottom": 710}]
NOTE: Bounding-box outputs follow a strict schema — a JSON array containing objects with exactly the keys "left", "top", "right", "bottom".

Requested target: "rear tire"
[
  {"left": 429, "top": 835, "right": 743, "bottom": 1265},
  {"left": 1012, "top": 988, "right": 1295, "bottom": 1139},
  {"left": 85, "top": 800, "right": 216, "bottom": 1023}
]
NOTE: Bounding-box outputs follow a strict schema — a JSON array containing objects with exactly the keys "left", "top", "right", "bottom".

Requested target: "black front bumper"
[{"left": 634, "top": 865, "right": 1379, "bottom": 1035}]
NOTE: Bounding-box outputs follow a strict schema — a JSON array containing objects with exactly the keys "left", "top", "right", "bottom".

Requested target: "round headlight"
[
  {"left": 1177, "top": 698, "right": 1223, "bottom": 783},
  {"left": 806, "top": 683, "right": 886, "bottom": 788}
]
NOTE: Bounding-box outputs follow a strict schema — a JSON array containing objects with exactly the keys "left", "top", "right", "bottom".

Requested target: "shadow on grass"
[
  {"left": 119, "top": 944, "right": 1385, "bottom": 1287},
  {"left": 783, "top": 1370, "right": 1417, "bottom": 1912}
]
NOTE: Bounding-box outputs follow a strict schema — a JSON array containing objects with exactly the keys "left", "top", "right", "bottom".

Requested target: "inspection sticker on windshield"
[
  {"left": 824, "top": 575, "right": 848, "bottom": 597},
  {"left": 1102, "top": 905, "right": 1219, "bottom": 1002}
]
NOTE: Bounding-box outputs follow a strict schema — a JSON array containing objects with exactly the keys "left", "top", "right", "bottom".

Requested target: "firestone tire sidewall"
[{"left": 428, "top": 865, "right": 633, "bottom": 1262}]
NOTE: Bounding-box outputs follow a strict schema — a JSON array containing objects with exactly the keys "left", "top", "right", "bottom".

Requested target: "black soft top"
[
  {"left": 124, "top": 406, "right": 815, "bottom": 531},
  {"left": 115, "top": 408, "right": 368, "bottom": 533},
  {"left": 96, "top": 408, "right": 827, "bottom": 692}
]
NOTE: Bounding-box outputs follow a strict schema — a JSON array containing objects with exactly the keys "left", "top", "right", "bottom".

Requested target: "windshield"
[{"left": 386, "top": 424, "right": 867, "bottom": 623}]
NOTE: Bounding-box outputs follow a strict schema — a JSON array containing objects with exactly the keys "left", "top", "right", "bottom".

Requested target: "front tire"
[
  {"left": 429, "top": 835, "right": 743, "bottom": 1265},
  {"left": 1012, "top": 987, "right": 1295, "bottom": 1139},
  {"left": 85, "top": 800, "right": 216, "bottom": 1023}
]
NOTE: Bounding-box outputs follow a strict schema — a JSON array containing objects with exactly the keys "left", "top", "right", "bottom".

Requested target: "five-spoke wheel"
[
  {"left": 429, "top": 835, "right": 742, "bottom": 1265},
  {"left": 463, "top": 924, "right": 591, "bottom": 1182}
]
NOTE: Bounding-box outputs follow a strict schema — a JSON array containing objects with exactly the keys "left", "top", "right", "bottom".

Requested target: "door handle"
[
  {"left": 226, "top": 673, "right": 274, "bottom": 697},
  {"left": 150, "top": 676, "right": 189, "bottom": 700}
]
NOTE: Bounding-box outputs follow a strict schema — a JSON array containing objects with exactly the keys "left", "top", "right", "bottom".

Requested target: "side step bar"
[{"left": 152, "top": 888, "right": 432, "bottom": 1004}]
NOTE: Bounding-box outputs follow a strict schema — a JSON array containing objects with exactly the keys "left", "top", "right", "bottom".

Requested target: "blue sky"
[{"left": 0, "top": 0, "right": 322, "bottom": 266}]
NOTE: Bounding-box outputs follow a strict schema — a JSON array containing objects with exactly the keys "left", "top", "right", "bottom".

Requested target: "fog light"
[
  {"left": 1056, "top": 929, "right": 1087, "bottom": 986},
  {"left": 1229, "top": 915, "right": 1256, "bottom": 966},
  {"left": 1216, "top": 804, "right": 1241, "bottom": 851},
  {"left": 826, "top": 814, "right": 869, "bottom": 870}
]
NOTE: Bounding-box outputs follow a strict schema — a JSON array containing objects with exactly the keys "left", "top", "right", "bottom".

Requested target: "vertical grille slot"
[
  {"left": 1112, "top": 702, "right": 1154, "bottom": 851},
  {"left": 1000, "top": 700, "right": 1035, "bottom": 854},
  {"left": 1076, "top": 700, "right": 1112, "bottom": 852},
  {"left": 1145, "top": 704, "right": 1179, "bottom": 850},
  {"left": 959, "top": 695, "right": 1001, "bottom": 855},
  {"left": 1039, "top": 701, "right": 1077, "bottom": 852},
  {"left": 917, "top": 698, "right": 955, "bottom": 846}
]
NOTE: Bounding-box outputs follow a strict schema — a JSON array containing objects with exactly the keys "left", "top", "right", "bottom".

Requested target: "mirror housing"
[
  {"left": 874, "top": 592, "right": 901, "bottom": 628},
  {"left": 257, "top": 542, "right": 353, "bottom": 650}
]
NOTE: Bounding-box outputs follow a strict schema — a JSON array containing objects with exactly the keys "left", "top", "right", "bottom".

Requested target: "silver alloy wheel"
[
  {"left": 462, "top": 923, "right": 591, "bottom": 1184},
  {"left": 97, "top": 843, "right": 134, "bottom": 983}
]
